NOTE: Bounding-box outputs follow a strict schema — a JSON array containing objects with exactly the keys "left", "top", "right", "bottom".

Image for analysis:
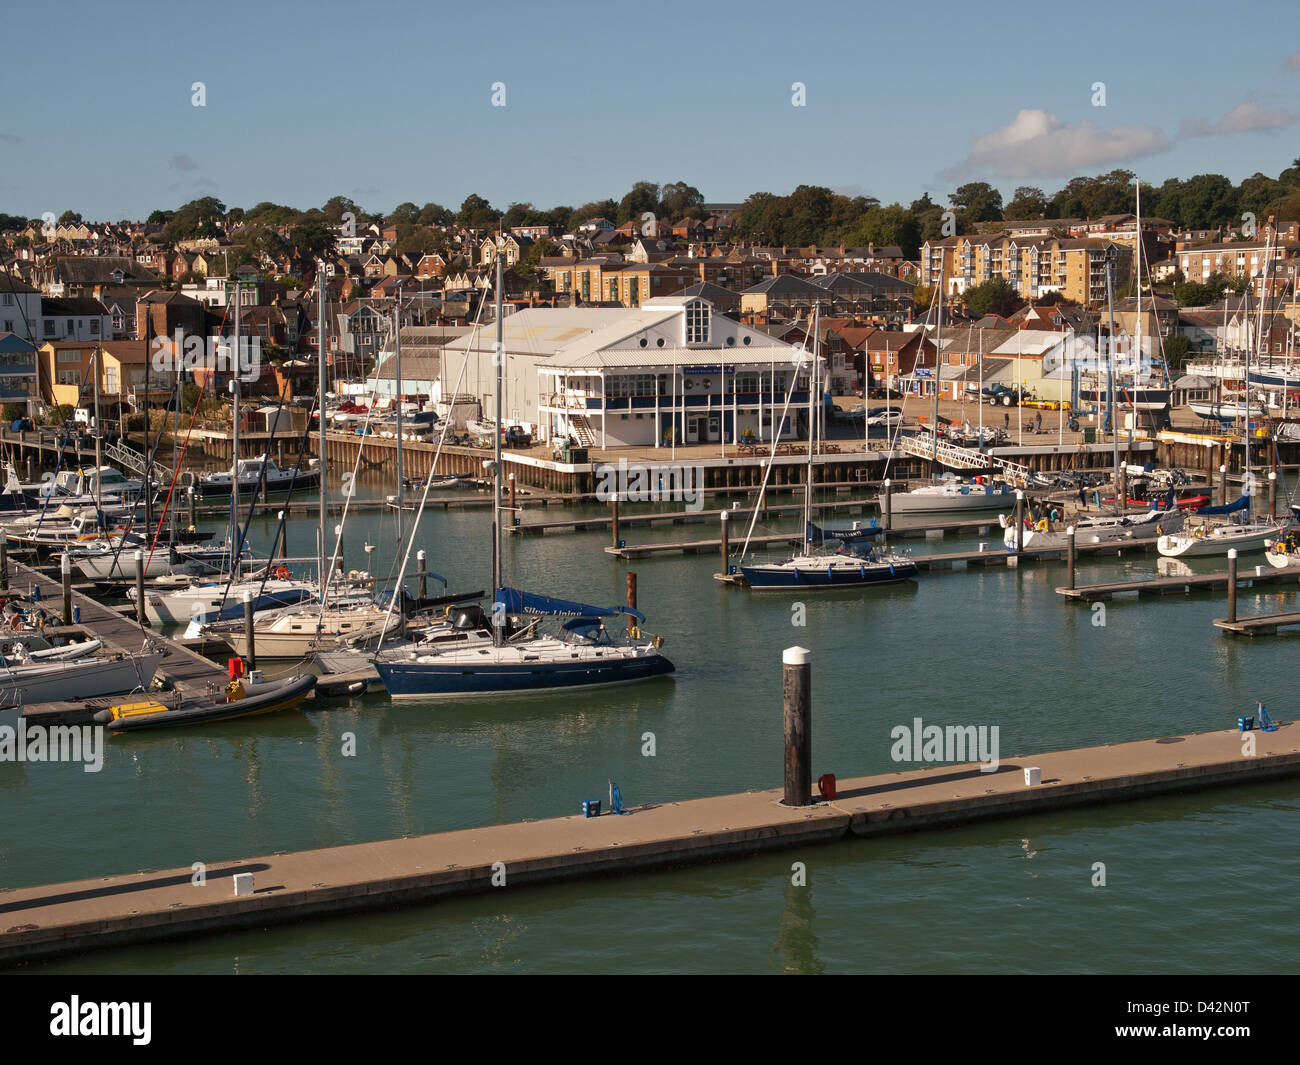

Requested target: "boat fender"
[{"left": 889, "top": 563, "right": 895, "bottom": 577}]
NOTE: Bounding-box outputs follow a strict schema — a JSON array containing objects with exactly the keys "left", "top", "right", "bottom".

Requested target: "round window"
[
  {"left": 639, "top": 338, "right": 647, "bottom": 347},
  {"left": 725, "top": 337, "right": 735, "bottom": 346},
  {"left": 742, "top": 336, "right": 751, "bottom": 345},
  {"left": 657, "top": 338, "right": 664, "bottom": 347}
]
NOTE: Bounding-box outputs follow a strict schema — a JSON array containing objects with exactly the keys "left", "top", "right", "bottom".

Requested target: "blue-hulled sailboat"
[
  {"left": 372, "top": 253, "right": 675, "bottom": 699},
  {"left": 739, "top": 308, "right": 918, "bottom": 591}
]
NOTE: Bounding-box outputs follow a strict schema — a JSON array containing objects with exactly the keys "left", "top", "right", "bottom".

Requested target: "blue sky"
[{"left": 2, "top": 0, "right": 1298, "bottom": 221}]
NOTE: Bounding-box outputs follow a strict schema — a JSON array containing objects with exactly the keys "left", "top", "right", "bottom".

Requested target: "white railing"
[{"left": 898, "top": 432, "right": 1032, "bottom": 484}]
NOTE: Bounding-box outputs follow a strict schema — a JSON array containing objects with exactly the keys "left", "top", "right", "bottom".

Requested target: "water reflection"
[{"left": 771, "top": 870, "right": 823, "bottom": 975}]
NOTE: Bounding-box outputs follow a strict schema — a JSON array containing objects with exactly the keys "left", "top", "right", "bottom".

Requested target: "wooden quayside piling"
[{"left": 783, "top": 646, "right": 812, "bottom": 807}]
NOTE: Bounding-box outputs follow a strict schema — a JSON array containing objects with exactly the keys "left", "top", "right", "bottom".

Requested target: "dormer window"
[{"left": 685, "top": 300, "right": 710, "bottom": 345}]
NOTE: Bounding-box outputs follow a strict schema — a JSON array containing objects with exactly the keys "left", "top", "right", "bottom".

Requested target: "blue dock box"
[{"left": 583, "top": 799, "right": 601, "bottom": 818}]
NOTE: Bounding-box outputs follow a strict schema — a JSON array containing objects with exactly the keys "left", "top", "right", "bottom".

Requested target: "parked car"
[{"left": 865, "top": 406, "right": 904, "bottom": 427}]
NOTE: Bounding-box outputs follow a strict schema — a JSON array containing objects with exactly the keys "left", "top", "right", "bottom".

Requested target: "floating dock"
[
  {"left": 1213, "top": 610, "right": 1300, "bottom": 636},
  {"left": 7, "top": 560, "right": 231, "bottom": 724},
  {"left": 1056, "top": 564, "right": 1300, "bottom": 603},
  {"left": 2, "top": 720, "right": 1296, "bottom": 967}
]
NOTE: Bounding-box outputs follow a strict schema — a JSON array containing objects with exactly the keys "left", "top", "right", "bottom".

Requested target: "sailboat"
[
  {"left": 739, "top": 307, "right": 918, "bottom": 590},
  {"left": 373, "top": 252, "right": 674, "bottom": 698}
]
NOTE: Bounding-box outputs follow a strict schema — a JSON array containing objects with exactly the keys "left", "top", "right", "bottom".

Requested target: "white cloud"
[
  {"left": 1181, "top": 100, "right": 1299, "bottom": 137},
  {"left": 945, "top": 109, "right": 1172, "bottom": 180}
]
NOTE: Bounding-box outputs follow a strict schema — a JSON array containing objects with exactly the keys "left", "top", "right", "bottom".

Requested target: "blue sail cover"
[
  {"left": 1196, "top": 495, "right": 1250, "bottom": 515},
  {"left": 805, "top": 520, "right": 878, "bottom": 544},
  {"left": 495, "top": 587, "right": 645, "bottom": 622}
]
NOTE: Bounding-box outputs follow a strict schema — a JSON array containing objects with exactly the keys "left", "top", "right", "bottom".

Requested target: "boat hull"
[
  {"left": 376, "top": 653, "right": 674, "bottom": 699},
  {"left": 741, "top": 559, "right": 919, "bottom": 589},
  {"left": 0, "top": 651, "right": 165, "bottom": 706},
  {"left": 100, "top": 675, "right": 317, "bottom": 732},
  {"left": 890, "top": 490, "right": 1014, "bottom": 515}
]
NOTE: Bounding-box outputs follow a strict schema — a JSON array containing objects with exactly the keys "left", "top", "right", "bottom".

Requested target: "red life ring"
[{"left": 275, "top": 566, "right": 291, "bottom": 580}]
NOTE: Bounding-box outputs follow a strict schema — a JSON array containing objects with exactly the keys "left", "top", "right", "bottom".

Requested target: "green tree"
[
  {"left": 58, "top": 210, "right": 83, "bottom": 225},
  {"left": 416, "top": 202, "right": 453, "bottom": 226},
  {"left": 287, "top": 222, "right": 334, "bottom": 262},
  {"left": 1162, "top": 333, "right": 1191, "bottom": 372},
  {"left": 962, "top": 277, "right": 1024, "bottom": 318},
  {"left": 1005, "top": 186, "right": 1047, "bottom": 219},
  {"left": 658, "top": 181, "right": 704, "bottom": 221},
  {"left": 949, "top": 182, "right": 1003, "bottom": 224},
  {"left": 322, "top": 196, "right": 361, "bottom": 225},
  {"left": 386, "top": 202, "right": 420, "bottom": 226},
  {"left": 456, "top": 194, "right": 498, "bottom": 229},
  {"left": 616, "top": 181, "right": 660, "bottom": 225}
]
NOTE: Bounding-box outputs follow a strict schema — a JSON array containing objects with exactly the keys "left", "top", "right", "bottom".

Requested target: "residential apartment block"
[{"left": 922, "top": 236, "right": 1130, "bottom": 307}]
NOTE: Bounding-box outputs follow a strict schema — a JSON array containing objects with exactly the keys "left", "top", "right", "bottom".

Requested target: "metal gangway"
[
  {"left": 898, "top": 431, "right": 1032, "bottom": 486},
  {"left": 106, "top": 440, "right": 171, "bottom": 484}
]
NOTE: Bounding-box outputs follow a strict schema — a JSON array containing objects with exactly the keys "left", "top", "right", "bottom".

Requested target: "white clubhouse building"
[{"left": 439, "top": 296, "right": 816, "bottom": 447}]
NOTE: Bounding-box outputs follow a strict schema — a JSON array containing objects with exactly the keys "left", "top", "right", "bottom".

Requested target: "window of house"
[
  {"left": 44, "top": 320, "right": 55, "bottom": 337},
  {"left": 57, "top": 369, "right": 79, "bottom": 385}
]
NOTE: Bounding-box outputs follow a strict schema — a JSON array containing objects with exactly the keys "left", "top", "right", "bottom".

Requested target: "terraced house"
[{"left": 922, "top": 236, "right": 1130, "bottom": 307}]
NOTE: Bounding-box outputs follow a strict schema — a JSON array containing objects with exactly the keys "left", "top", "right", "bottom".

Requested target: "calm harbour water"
[{"left": 4, "top": 472, "right": 1299, "bottom": 973}]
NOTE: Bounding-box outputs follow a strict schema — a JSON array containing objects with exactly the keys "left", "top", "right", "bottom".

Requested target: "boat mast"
[
  {"left": 932, "top": 262, "right": 943, "bottom": 470},
  {"left": 805, "top": 304, "right": 819, "bottom": 554},
  {"left": 492, "top": 252, "right": 503, "bottom": 645},
  {"left": 93, "top": 345, "right": 102, "bottom": 517},
  {"left": 1105, "top": 245, "right": 1119, "bottom": 513},
  {"left": 1134, "top": 181, "right": 1142, "bottom": 438},
  {"left": 317, "top": 264, "right": 328, "bottom": 602},
  {"left": 1248, "top": 222, "right": 1272, "bottom": 519},
  {"left": 231, "top": 285, "right": 241, "bottom": 576},
  {"left": 393, "top": 298, "right": 403, "bottom": 542}
]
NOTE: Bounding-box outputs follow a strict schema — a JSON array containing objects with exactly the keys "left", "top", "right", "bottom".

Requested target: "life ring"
[
  {"left": 275, "top": 566, "right": 290, "bottom": 580},
  {"left": 1036, "top": 519, "right": 1048, "bottom": 532}
]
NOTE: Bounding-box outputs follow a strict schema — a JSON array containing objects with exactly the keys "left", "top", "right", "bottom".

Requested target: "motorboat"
[
  {"left": 1003, "top": 506, "right": 1183, "bottom": 550},
  {"left": 95, "top": 672, "right": 317, "bottom": 732},
  {"left": 890, "top": 473, "right": 1018, "bottom": 515},
  {"left": 189, "top": 456, "right": 320, "bottom": 499}
]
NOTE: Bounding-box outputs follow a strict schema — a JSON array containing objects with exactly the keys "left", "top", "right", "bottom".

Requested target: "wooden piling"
[
  {"left": 1067, "top": 525, "right": 1076, "bottom": 590},
  {"left": 134, "top": 550, "right": 146, "bottom": 628},
  {"left": 882, "top": 477, "right": 892, "bottom": 534},
  {"left": 243, "top": 589, "right": 256, "bottom": 670},
  {"left": 417, "top": 549, "right": 428, "bottom": 599},
  {"left": 1227, "top": 549, "right": 1238, "bottom": 623},
  {"left": 611, "top": 494, "right": 620, "bottom": 549},
  {"left": 1014, "top": 490, "right": 1024, "bottom": 554},
  {"left": 720, "top": 509, "right": 730, "bottom": 574},
  {"left": 783, "top": 646, "right": 812, "bottom": 807}
]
